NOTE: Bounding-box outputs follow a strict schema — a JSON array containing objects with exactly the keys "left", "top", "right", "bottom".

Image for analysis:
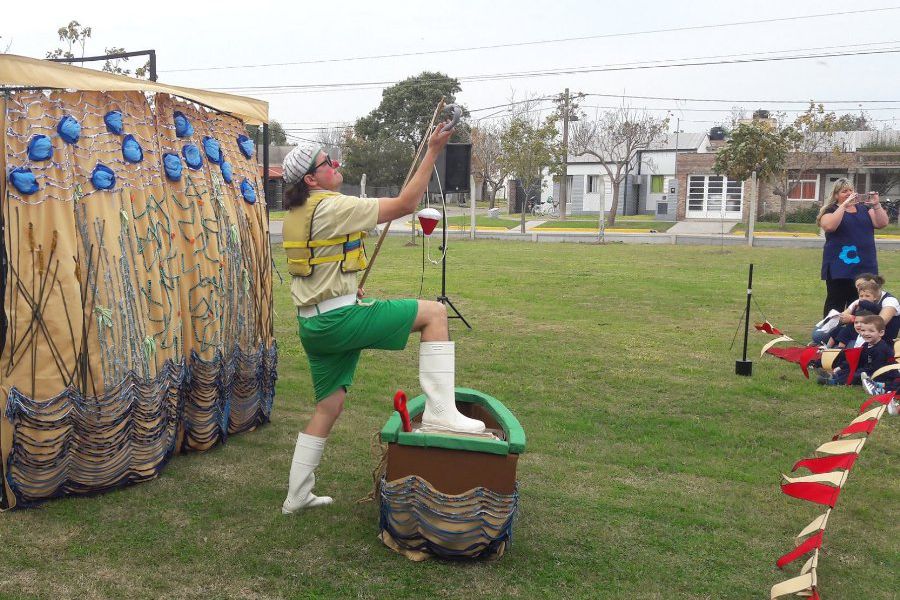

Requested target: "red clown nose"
[{"left": 417, "top": 207, "right": 441, "bottom": 236}]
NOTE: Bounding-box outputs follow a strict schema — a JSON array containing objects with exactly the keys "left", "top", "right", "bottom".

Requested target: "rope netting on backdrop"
[{"left": 0, "top": 88, "right": 276, "bottom": 509}]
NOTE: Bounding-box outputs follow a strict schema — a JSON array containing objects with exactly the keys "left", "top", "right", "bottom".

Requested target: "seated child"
[
  {"left": 812, "top": 285, "right": 881, "bottom": 346},
  {"left": 818, "top": 315, "right": 894, "bottom": 386},
  {"left": 847, "top": 274, "right": 900, "bottom": 344},
  {"left": 827, "top": 306, "right": 877, "bottom": 349}
]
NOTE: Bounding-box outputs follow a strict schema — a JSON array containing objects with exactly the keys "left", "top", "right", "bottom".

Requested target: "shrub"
[{"left": 758, "top": 204, "right": 820, "bottom": 223}]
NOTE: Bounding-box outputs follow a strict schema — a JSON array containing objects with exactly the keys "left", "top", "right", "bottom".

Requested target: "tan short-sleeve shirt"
[{"left": 289, "top": 191, "right": 379, "bottom": 307}]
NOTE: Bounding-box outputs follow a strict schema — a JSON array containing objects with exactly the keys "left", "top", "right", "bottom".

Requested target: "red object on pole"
[
  {"left": 754, "top": 321, "right": 783, "bottom": 335},
  {"left": 393, "top": 390, "right": 412, "bottom": 432},
  {"left": 799, "top": 346, "right": 822, "bottom": 378},
  {"left": 859, "top": 391, "right": 895, "bottom": 413},
  {"left": 776, "top": 530, "right": 824, "bottom": 569},
  {"left": 833, "top": 420, "right": 878, "bottom": 440},
  {"left": 417, "top": 208, "right": 441, "bottom": 236},
  {"left": 842, "top": 346, "right": 863, "bottom": 384},
  {"left": 781, "top": 481, "right": 842, "bottom": 507},
  {"left": 792, "top": 453, "right": 858, "bottom": 474}
]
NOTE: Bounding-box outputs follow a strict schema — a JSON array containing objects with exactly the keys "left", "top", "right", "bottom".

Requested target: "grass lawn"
[
  {"left": 444, "top": 215, "right": 522, "bottom": 228},
  {"left": 733, "top": 222, "right": 900, "bottom": 236},
  {"left": 268, "top": 209, "right": 286, "bottom": 221},
  {"left": 1, "top": 241, "right": 897, "bottom": 599},
  {"left": 535, "top": 218, "right": 675, "bottom": 231}
]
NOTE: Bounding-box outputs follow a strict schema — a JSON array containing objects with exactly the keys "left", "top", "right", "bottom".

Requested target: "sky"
[{"left": 4, "top": 0, "right": 900, "bottom": 143}]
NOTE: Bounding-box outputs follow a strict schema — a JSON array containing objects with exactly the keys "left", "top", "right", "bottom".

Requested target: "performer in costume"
[{"left": 280, "top": 123, "right": 485, "bottom": 514}]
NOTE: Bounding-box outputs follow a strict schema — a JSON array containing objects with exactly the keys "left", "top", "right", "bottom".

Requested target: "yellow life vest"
[{"left": 282, "top": 191, "right": 368, "bottom": 277}]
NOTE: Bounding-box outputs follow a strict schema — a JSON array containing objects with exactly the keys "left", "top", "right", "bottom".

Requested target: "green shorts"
[{"left": 298, "top": 298, "right": 419, "bottom": 401}]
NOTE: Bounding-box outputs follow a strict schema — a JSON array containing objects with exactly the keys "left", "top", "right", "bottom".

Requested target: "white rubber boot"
[
  {"left": 419, "top": 341, "right": 485, "bottom": 433},
  {"left": 282, "top": 433, "right": 334, "bottom": 514}
]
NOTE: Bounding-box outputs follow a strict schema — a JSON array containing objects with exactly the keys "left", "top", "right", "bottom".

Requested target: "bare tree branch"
[{"left": 569, "top": 105, "right": 668, "bottom": 227}]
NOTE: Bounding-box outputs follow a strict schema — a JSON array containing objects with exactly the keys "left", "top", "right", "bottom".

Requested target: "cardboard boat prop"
[{"left": 378, "top": 387, "right": 525, "bottom": 561}]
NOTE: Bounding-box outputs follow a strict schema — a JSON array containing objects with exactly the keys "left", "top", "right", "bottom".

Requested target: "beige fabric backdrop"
[
  {"left": 1, "top": 90, "right": 274, "bottom": 507},
  {"left": 0, "top": 54, "right": 268, "bottom": 125}
]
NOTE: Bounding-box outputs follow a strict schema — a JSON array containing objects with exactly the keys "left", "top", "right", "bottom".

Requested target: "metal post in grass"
[
  {"left": 736, "top": 263, "right": 753, "bottom": 376},
  {"left": 748, "top": 170, "right": 757, "bottom": 247}
]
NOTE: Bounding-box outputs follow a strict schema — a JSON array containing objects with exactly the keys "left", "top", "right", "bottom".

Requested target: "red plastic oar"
[{"left": 393, "top": 390, "right": 412, "bottom": 432}]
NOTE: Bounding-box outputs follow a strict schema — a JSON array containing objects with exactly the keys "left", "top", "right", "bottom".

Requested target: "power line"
[
  {"left": 215, "top": 46, "right": 900, "bottom": 95},
  {"left": 578, "top": 104, "right": 900, "bottom": 113},
  {"left": 161, "top": 6, "right": 900, "bottom": 74},
  {"left": 582, "top": 93, "right": 900, "bottom": 105}
]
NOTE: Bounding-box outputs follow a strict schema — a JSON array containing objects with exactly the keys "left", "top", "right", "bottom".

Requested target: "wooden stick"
[{"left": 358, "top": 99, "right": 445, "bottom": 290}]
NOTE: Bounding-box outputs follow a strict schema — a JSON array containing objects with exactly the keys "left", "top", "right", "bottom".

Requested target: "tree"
[
  {"left": 315, "top": 126, "right": 351, "bottom": 162},
  {"left": 100, "top": 47, "right": 149, "bottom": 78},
  {"left": 245, "top": 120, "right": 288, "bottom": 146},
  {"left": 715, "top": 103, "right": 844, "bottom": 228},
  {"left": 45, "top": 21, "right": 92, "bottom": 61},
  {"left": 498, "top": 99, "right": 557, "bottom": 233},
  {"left": 342, "top": 72, "right": 468, "bottom": 188},
  {"left": 569, "top": 106, "right": 668, "bottom": 228},
  {"left": 713, "top": 120, "right": 794, "bottom": 226},
  {"left": 45, "top": 21, "right": 149, "bottom": 78},
  {"left": 471, "top": 123, "right": 508, "bottom": 209},
  {"left": 769, "top": 104, "right": 844, "bottom": 227},
  {"left": 832, "top": 112, "right": 871, "bottom": 131}
]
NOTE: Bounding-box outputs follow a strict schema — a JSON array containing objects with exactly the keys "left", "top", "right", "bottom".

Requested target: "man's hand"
[
  {"left": 357, "top": 287, "right": 366, "bottom": 300},
  {"left": 427, "top": 122, "right": 453, "bottom": 154}
]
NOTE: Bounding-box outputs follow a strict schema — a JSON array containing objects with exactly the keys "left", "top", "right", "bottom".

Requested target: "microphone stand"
[{"left": 437, "top": 193, "right": 471, "bottom": 329}]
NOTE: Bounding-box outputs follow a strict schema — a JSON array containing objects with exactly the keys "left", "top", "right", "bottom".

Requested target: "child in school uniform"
[
  {"left": 826, "top": 303, "right": 879, "bottom": 348},
  {"left": 818, "top": 314, "right": 894, "bottom": 387}
]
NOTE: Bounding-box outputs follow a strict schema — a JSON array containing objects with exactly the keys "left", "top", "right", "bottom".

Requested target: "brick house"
[
  {"left": 675, "top": 130, "right": 900, "bottom": 221},
  {"left": 553, "top": 132, "right": 709, "bottom": 218}
]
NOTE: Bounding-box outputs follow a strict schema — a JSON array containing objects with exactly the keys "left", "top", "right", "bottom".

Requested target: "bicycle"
[{"left": 532, "top": 198, "right": 560, "bottom": 219}]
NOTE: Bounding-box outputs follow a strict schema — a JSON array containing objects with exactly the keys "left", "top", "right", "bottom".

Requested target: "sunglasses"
[{"left": 308, "top": 154, "right": 339, "bottom": 174}]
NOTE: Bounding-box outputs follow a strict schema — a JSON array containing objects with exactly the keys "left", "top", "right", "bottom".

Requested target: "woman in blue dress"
[{"left": 817, "top": 177, "right": 889, "bottom": 316}]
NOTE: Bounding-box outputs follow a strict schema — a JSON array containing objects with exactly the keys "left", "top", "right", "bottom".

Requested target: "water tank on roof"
[
  {"left": 709, "top": 127, "right": 726, "bottom": 141},
  {"left": 753, "top": 109, "right": 770, "bottom": 120}
]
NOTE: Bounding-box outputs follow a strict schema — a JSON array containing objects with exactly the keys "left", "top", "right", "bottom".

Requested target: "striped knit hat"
[{"left": 282, "top": 144, "right": 323, "bottom": 186}]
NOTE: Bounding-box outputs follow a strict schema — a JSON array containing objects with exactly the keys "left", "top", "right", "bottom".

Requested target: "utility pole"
[{"left": 559, "top": 88, "right": 570, "bottom": 221}]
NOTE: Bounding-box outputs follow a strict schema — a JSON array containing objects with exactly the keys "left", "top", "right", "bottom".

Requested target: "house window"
[
  {"left": 587, "top": 175, "right": 602, "bottom": 193},
  {"left": 688, "top": 175, "right": 706, "bottom": 212},
  {"left": 651, "top": 175, "right": 664, "bottom": 194},
  {"left": 788, "top": 172, "right": 818, "bottom": 201},
  {"left": 688, "top": 174, "right": 744, "bottom": 214}
]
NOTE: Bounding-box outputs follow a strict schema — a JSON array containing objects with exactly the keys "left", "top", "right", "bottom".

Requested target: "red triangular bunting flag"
[
  {"left": 755, "top": 321, "right": 783, "bottom": 335},
  {"left": 833, "top": 419, "right": 878, "bottom": 440},
  {"left": 767, "top": 346, "right": 806, "bottom": 364},
  {"left": 842, "top": 347, "right": 863, "bottom": 385},
  {"left": 800, "top": 346, "right": 822, "bottom": 379},
  {"left": 860, "top": 391, "right": 895, "bottom": 413},
  {"left": 792, "top": 453, "right": 859, "bottom": 474},
  {"left": 781, "top": 481, "right": 842, "bottom": 507},
  {"left": 776, "top": 530, "right": 824, "bottom": 569}
]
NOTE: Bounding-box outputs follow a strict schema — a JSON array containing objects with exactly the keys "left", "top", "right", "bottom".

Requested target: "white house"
[{"left": 553, "top": 132, "right": 710, "bottom": 219}]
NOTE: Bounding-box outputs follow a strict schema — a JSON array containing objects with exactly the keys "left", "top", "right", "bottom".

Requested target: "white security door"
[{"left": 687, "top": 175, "right": 743, "bottom": 219}]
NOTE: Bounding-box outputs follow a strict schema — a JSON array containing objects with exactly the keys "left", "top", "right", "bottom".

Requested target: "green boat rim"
[{"left": 380, "top": 387, "right": 526, "bottom": 455}]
